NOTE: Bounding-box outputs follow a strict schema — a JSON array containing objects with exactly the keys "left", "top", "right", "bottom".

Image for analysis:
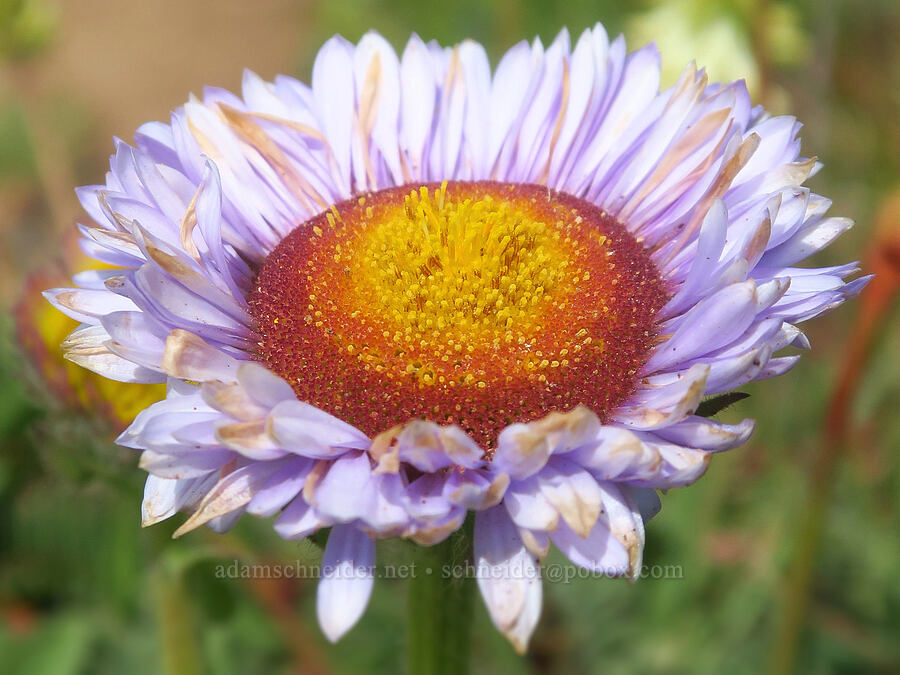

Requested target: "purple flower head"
[{"left": 44, "top": 26, "right": 866, "bottom": 650}]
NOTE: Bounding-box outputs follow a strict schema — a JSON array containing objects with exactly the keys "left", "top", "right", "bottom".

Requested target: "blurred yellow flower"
[
  {"left": 627, "top": 0, "right": 761, "bottom": 93},
  {"left": 627, "top": 0, "right": 809, "bottom": 99},
  {"left": 15, "top": 231, "right": 165, "bottom": 431}
]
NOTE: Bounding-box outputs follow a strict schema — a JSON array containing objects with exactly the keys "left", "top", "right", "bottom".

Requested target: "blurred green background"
[{"left": 1, "top": 0, "right": 898, "bottom": 673}]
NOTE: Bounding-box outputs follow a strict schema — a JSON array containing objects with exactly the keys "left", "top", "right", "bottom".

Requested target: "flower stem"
[
  {"left": 408, "top": 524, "right": 474, "bottom": 675},
  {"left": 154, "top": 559, "right": 202, "bottom": 675}
]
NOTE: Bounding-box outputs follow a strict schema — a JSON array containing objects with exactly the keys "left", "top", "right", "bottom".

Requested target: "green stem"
[
  {"left": 154, "top": 559, "right": 202, "bottom": 675},
  {"left": 408, "top": 525, "right": 474, "bottom": 675}
]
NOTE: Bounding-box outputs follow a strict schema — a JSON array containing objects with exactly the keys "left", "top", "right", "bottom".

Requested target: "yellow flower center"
[{"left": 250, "top": 181, "right": 667, "bottom": 450}]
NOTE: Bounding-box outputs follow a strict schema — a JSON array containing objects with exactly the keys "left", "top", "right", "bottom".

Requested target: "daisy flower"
[{"left": 44, "top": 25, "right": 866, "bottom": 651}]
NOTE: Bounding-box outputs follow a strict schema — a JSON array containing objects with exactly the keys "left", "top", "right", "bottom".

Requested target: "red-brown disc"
[{"left": 249, "top": 181, "right": 668, "bottom": 450}]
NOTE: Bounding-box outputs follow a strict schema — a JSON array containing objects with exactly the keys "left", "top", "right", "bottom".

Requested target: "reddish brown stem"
[{"left": 770, "top": 200, "right": 900, "bottom": 675}]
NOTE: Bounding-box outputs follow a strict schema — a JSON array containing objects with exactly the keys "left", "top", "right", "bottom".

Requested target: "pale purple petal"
[
  {"left": 549, "top": 519, "right": 629, "bottom": 576},
  {"left": 246, "top": 457, "right": 314, "bottom": 517},
  {"left": 316, "top": 525, "right": 375, "bottom": 642},
  {"left": 273, "top": 496, "right": 333, "bottom": 539},
  {"left": 268, "top": 400, "right": 369, "bottom": 457},
  {"left": 310, "top": 452, "right": 373, "bottom": 522},
  {"left": 474, "top": 506, "right": 543, "bottom": 653}
]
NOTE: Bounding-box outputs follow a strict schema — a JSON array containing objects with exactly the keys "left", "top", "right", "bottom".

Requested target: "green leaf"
[
  {"left": 696, "top": 392, "right": 750, "bottom": 418},
  {"left": 0, "top": 614, "right": 95, "bottom": 675}
]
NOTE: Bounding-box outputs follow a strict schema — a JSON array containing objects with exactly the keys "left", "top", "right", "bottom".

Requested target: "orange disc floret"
[{"left": 249, "top": 181, "right": 668, "bottom": 451}]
